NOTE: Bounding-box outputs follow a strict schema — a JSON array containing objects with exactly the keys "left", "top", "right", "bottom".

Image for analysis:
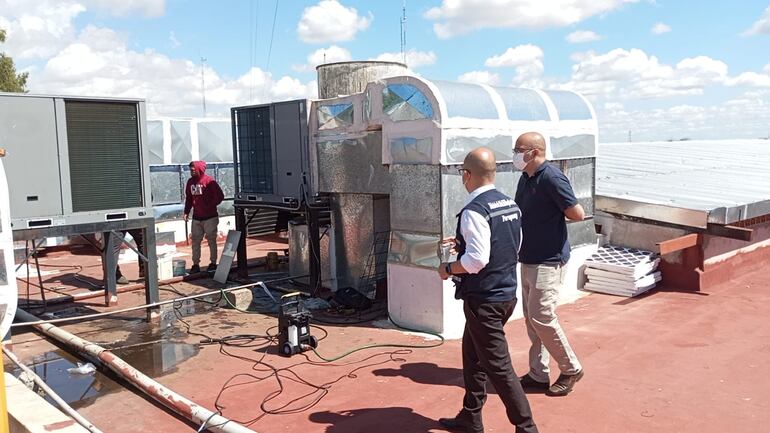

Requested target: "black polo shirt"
[{"left": 515, "top": 161, "right": 578, "bottom": 265}]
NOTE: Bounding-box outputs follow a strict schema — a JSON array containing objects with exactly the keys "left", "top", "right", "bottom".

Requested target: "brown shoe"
[{"left": 546, "top": 369, "right": 584, "bottom": 396}]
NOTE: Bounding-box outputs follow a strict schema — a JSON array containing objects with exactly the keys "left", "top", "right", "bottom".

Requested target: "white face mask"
[{"left": 513, "top": 152, "right": 529, "bottom": 171}]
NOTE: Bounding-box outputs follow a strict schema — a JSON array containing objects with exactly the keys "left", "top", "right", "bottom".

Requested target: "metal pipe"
[
  {"left": 12, "top": 275, "right": 304, "bottom": 328},
  {"left": 2, "top": 347, "right": 104, "bottom": 433},
  {"left": 14, "top": 309, "right": 257, "bottom": 433}
]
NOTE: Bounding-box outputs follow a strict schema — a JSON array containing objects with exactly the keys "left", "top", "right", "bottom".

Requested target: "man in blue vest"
[
  {"left": 514, "top": 131, "right": 585, "bottom": 397},
  {"left": 438, "top": 147, "right": 538, "bottom": 433}
]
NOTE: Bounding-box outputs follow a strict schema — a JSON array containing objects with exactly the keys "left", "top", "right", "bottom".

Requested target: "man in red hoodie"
[{"left": 184, "top": 161, "right": 225, "bottom": 274}]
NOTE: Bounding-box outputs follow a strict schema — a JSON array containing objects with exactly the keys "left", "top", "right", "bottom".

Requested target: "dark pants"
[
  {"left": 115, "top": 229, "right": 145, "bottom": 278},
  {"left": 462, "top": 298, "right": 538, "bottom": 433}
]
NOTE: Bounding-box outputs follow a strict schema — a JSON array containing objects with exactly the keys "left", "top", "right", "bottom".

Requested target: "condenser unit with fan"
[
  {"left": 0, "top": 93, "right": 152, "bottom": 229},
  {"left": 231, "top": 99, "right": 312, "bottom": 208}
]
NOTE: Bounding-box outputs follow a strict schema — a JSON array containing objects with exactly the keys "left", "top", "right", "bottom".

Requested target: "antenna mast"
[
  {"left": 400, "top": 0, "right": 407, "bottom": 65},
  {"left": 200, "top": 57, "right": 207, "bottom": 117}
]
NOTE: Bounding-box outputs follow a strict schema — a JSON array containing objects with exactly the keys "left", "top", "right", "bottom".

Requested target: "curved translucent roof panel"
[
  {"left": 493, "top": 87, "right": 550, "bottom": 121},
  {"left": 383, "top": 83, "right": 434, "bottom": 121},
  {"left": 544, "top": 90, "right": 592, "bottom": 120},
  {"left": 431, "top": 80, "right": 499, "bottom": 119}
]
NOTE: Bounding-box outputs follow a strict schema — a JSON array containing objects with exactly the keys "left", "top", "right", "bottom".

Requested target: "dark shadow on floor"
[
  {"left": 612, "top": 286, "right": 710, "bottom": 306},
  {"left": 372, "top": 362, "right": 498, "bottom": 395},
  {"left": 309, "top": 407, "right": 439, "bottom": 433}
]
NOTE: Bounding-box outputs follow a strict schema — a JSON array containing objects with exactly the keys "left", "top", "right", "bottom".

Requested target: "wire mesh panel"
[{"left": 234, "top": 106, "right": 273, "bottom": 194}]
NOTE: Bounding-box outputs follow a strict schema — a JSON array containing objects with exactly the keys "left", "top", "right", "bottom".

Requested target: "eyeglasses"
[
  {"left": 457, "top": 168, "right": 470, "bottom": 175},
  {"left": 513, "top": 147, "right": 534, "bottom": 154}
]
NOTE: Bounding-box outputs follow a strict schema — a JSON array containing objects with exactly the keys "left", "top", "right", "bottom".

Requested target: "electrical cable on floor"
[{"left": 150, "top": 284, "right": 443, "bottom": 427}]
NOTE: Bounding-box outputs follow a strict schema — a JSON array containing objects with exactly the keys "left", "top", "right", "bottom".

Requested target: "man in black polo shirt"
[
  {"left": 514, "top": 131, "right": 585, "bottom": 397},
  {"left": 438, "top": 147, "right": 538, "bottom": 433}
]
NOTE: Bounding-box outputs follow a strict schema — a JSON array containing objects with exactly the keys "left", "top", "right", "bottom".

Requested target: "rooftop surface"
[
  {"left": 6, "top": 237, "right": 768, "bottom": 433},
  {"left": 597, "top": 139, "right": 770, "bottom": 225}
]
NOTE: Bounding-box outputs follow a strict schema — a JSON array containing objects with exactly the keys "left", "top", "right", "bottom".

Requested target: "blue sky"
[{"left": 2, "top": 0, "right": 770, "bottom": 141}]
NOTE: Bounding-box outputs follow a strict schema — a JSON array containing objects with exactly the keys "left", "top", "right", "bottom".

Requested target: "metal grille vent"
[
  {"left": 65, "top": 101, "right": 143, "bottom": 212},
  {"left": 234, "top": 106, "right": 273, "bottom": 194}
]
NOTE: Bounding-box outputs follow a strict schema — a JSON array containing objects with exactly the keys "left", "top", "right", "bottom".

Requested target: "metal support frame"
[
  {"left": 13, "top": 217, "right": 159, "bottom": 318},
  {"left": 235, "top": 207, "right": 249, "bottom": 278},
  {"left": 15, "top": 239, "right": 47, "bottom": 309},
  {"left": 234, "top": 202, "right": 324, "bottom": 292}
]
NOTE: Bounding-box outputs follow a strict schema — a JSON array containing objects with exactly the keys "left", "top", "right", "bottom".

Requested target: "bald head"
[
  {"left": 463, "top": 147, "right": 496, "bottom": 189},
  {"left": 515, "top": 132, "right": 546, "bottom": 152}
]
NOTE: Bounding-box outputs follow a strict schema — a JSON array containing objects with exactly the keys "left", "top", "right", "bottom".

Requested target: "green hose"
[
  {"left": 219, "top": 288, "right": 445, "bottom": 362},
  {"left": 307, "top": 317, "right": 445, "bottom": 362}
]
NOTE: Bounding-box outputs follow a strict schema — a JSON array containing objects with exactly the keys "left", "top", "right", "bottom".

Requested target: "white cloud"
[
  {"left": 566, "top": 30, "right": 602, "bottom": 43},
  {"left": 297, "top": 0, "right": 371, "bottom": 43},
  {"left": 485, "top": 44, "right": 543, "bottom": 68},
  {"left": 2, "top": 1, "right": 314, "bottom": 116},
  {"left": 82, "top": 0, "right": 165, "bottom": 17},
  {"left": 373, "top": 49, "right": 437, "bottom": 68},
  {"left": 598, "top": 92, "right": 770, "bottom": 141},
  {"left": 309, "top": 45, "right": 352, "bottom": 66},
  {"left": 562, "top": 48, "right": 728, "bottom": 98},
  {"left": 484, "top": 44, "right": 544, "bottom": 86},
  {"left": 651, "top": 22, "right": 671, "bottom": 35},
  {"left": 727, "top": 72, "right": 770, "bottom": 88},
  {"left": 457, "top": 70, "right": 500, "bottom": 85},
  {"left": 0, "top": 0, "right": 166, "bottom": 59},
  {"left": 0, "top": 1, "right": 86, "bottom": 59},
  {"left": 744, "top": 5, "right": 770, "bottom": 35},
  {"left": 169, "top": 31, "right": 180, "bottom": 48},
  {"left": 28, "top": 25, "right": 315, "bottom": 117},
  {"left": 292, "top": 45, "right": 352, "bottom": 72},
  {"left": 424, "top": 0, "right": 637, "bottom": 38}
]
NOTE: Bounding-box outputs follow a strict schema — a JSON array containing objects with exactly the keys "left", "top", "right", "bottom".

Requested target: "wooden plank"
[{"left": 657, "top": 233, "right": 701, "bottom": 255}]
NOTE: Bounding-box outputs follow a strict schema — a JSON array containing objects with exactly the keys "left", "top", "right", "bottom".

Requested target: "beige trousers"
[
  {"left": 191, "top": 217, "right": 219, "bottom": 266},
  {"left": 521, "top": 263, "right": 582, "bottom": 382}
]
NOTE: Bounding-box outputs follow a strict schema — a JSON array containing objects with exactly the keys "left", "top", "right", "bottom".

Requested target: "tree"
[{"left": 0, "top": 29, "right": 28, "bottom": 93}]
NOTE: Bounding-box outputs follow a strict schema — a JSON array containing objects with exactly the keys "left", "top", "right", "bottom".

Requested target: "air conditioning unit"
[
  {"left": 0, "top": 93, "right": 152, "bottom": 230},
  {"left": 231, "top": 99, "right": 311, "bottom": 208}
]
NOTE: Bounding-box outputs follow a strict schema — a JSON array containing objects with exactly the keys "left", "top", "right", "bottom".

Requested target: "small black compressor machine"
[{"left": 278, "top": 292, "right": 318, "bottom": 356}]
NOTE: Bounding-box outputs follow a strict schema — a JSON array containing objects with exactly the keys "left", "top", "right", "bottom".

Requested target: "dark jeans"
[
  {"left": 115, "top": 229, "right": 145, "bottom": 278},
  {"left": 462, "top": 298, "right": 539, "bottom": 433}
]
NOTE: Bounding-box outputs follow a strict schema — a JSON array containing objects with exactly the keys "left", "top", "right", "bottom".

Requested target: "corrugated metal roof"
[{"left": 596, "top": 139, "right": 770, "bottom": 225}]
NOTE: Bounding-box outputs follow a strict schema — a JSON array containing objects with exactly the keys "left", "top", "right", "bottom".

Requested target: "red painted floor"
[{"left": 7, "top": 241, "right": 770, "bottom": 433}]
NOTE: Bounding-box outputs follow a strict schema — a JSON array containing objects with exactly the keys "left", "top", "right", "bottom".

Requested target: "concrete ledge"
[{"left": 5, "top": 373, "right": 88, "bottom": 433}]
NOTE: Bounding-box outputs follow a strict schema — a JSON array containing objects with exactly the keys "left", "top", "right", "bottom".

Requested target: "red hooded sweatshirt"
[{"left": 184, "top": 161, "right": 225, "bottom": 220}]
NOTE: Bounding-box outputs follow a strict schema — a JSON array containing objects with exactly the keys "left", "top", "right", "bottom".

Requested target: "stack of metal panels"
[{"left": 584, "top": 245, "right": 661, "bottom": 297}]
